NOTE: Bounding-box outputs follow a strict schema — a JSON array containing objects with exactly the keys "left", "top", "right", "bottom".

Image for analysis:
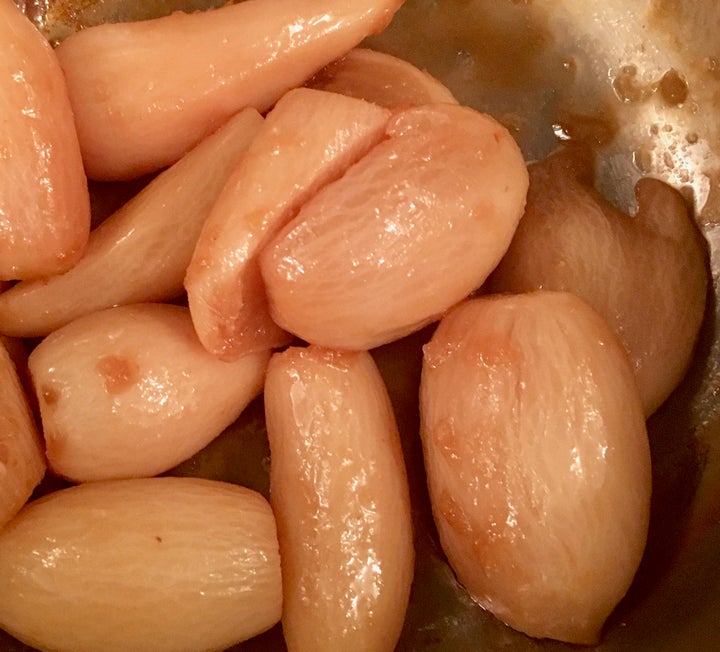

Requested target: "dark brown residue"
[
  {"left": 96, "top": 354, "right": 139, "bottom": 394},
  {"left": 659, "top": 68, "right": 689, "bottom": 107},
  {"left": 553, "top": 111, "right": 620, "bottom": 148}
]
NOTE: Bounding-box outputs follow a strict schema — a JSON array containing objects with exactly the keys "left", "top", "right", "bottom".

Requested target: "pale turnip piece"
[
  {"left": 55, "top": 0, "right": 404, "bottom": 180},
  {"left": 0, "top": 0, "right": 90, "bottom": 279},
  {"left": 28, "top": 303, "right": 270, "bottom": 482},
  {"left": 0, "top": 477, "right": 281, "bottom": 652},
  {"left": 420, "top": 291, "right": 651, "bottom": 645},
  {"left": 186, "top": 87, "right": 390, "bottom": 361},
  {"left": 308, "top": 47, "right": 458, "bottom": 107},
  {"left": 489, "top": 147, "right": 708, "bottom": 416},
  {"left": 260, "top": 103, "right": 529, "bottom": 350},
  {"left": 0, "top": 108, "right": 264, "bottom": 339},
  {"left": 265, "top": 346, "right": 414, "bottom": 652},
  {"left": 0, "top": 339, "right": 46, "bottom": 529}
]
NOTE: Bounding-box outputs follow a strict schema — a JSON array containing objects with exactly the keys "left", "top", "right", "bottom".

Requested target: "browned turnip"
[
  {"left": 260, "top": 103, "right": 528, "bottom": 350},
  {"left": 0, "top": 108, "right": 263, "bottom": 339},
  {"left": 265, "top": 346, "right": 414, "bottom": 651},
  {"left": 186, "top": 88, "right": 389, "bottom": 360},
  {"left": 0, "top": 0, "right": 90, "bottom": 279},
  {"left": 28, "top": 303, "right": 269, "bottom": 482},
  {"left": 55, "top": 0, "right": 404, "bottom": 180},
  {"left": 489, "top": 147, "right": 708, "bottom": 415},
  {"left": 420, "top": 291, "right": 651, "bottom": 644},
  {"left": 308, "top": 47, "right": 458, "bottom": 106},
  {"left": 0, "top": 477, "right": 282, "bottom": 652}
]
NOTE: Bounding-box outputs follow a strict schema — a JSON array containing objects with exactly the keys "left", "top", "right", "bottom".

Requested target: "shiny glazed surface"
[
  {"left": 5, "top": 0, "right": 720, "bottom": 650},
  {"left": 265, "top": 347, "right": 414, "bottom": 651}
]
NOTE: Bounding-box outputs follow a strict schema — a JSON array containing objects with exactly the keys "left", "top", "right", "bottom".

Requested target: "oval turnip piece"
[
  {"left": 489, "top": 147, "right": 708, "bottom": 416},
  {"left": 0, "top": 477, "right": 281, "bottom": 652},
  {"left": 420, "top": 291, "right": 651, "bottom": 645},
  {"left": 0, "top": 0, "right": 90, "bottom": 279},
  {"left": 55, "top": 0, "right": 403, "bottom": 180},
  {"left": 0, "top": 108, "right": 263, "bottom": 339},
  {"left": 186, "top": 88, "right": 389, "bottom": 361},
  {"left": 265, "top": 346, "right": 414, "bottom": 651},
  {"left": 0, "top": 339, "right": 46, "bottom": 529},
  {"left": 261, "top": 103, "right": 528, "bottom": 350},
  {"left": 28, "top": 303, "right": 270, "bottom": 482},
  {"left": 308, "top": 47, "right": 458, "bottom": 106}
]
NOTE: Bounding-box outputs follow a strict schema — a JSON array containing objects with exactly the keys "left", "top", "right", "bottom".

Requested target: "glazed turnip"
[
  {"left": 0, "top": 108, "right": 263, "bottom": 339},
  {"left": 489, "top": 147, "right": 708, "bottom": 415},
  {"left": 420, "top": 291, "right": 651, "bottom": 644},
  {"left": 29, "top": 303, "right": 269, "bottom": 481},
  {"left": 308, "top": 47, "right": 458, "bottom": 106},
  {"left": 261, "top": 103, "right": 528, "bottom": 349},
  {"left": 0, "top": 339, "right": 45, "bottom": 529},
  {"left": 186, "top": 88, "right": 389, "bottom": 360},
  {"left": 0, "top": 477, "right": 282, "bottom": 652},
  {"left": 265, "top": 346, "right": 414, "bottom": 651},
  {"left": 55, "top": 0, "right": 404, "bottom": 180},
  {"left": 0, "top": 0, "right": 90, "bottom": 279}
]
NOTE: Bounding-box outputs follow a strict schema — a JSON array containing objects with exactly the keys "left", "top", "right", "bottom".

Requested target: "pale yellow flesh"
[{"left": 0, "top": 477, "right": 282, "bottom": 652}]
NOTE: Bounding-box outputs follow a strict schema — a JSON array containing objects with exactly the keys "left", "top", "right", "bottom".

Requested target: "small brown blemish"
[
  {"left": 658, "top": 68, "right": 688, "bottom": 107},
  {"left": 437, "top": 489, "right": 472, "bottom": 536},
  {"left": 155, "top": 536, "right": 163, "bottom": 543},
  {"left": 41, "top": 384, "right": 60, "bottom": 407},
  {"left": 96, "top": 355, "right": 139, "bottom": 394}
]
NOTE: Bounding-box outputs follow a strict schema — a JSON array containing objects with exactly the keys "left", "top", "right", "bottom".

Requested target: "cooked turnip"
[
  {"left": 261, "top": 103, "right": 528, "bottom": 350},
  {"left": 0, "top": 108, "right": 263, "bottom": 339},
  {"left": 55, "top": 0, "right": 404, "bottom": 180},
  {"left": 489, "top": 147, "right": 708, "bottom": 415},
  {"left": 309, "top": 47, "right": 458, "bottom": 107},
  {"left": 0, "top": 0, "right": 90, "bottom": 279},
  {"left": 28, "top": 303, "right": 270, "bottom": 482},
  {"left": 0, "top": 477, "right": 281, "bottom": 652},
  {"left": 265, "top": 346, "right": 414, "bottom": 651},
  {"left": 420, "top": 291, "right": 652, "bottom": 644},
  {"left": 0, "top": 339, "right": 46, "bottom": 529},
  {"left": 186, "top": 87, "right": 389, "bottom": 361}
]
